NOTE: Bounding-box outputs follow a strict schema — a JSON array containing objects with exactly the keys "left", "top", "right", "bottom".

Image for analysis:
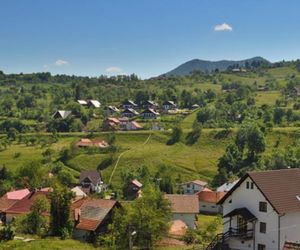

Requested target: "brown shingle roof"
[
  {"left": 0, "top": 196, "right": 18, "bottom": 213},
  {"left": 186, "top": 180, "right": 207, "bottom": 187},
  {"left": 72, "top": 198, "right": 118, "bottom": 231},
  {"left": 219, "top": 169, "right": 300, "bottom": 214},
  {"left": 165, "top": 194, "right": 199, "bottom": 214},
  {"left": 79, "top": 171, "right": 102, "bottom": 186}
]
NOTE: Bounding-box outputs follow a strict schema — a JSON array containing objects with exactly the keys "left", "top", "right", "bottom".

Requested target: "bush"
[
  {"left": 0, "top": 225, "right": 15, "bottom": 242},
  {"left": 166, "top": 126, "right": 182, "bottom": 145}
]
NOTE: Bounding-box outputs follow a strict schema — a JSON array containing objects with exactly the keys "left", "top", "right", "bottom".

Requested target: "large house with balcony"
[{"left": 208, "top": 169, "right": 300, "bottom": 250}]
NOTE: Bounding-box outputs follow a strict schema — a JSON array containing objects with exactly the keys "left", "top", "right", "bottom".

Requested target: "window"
[
  {"left": 259, "top": 202, "right": 267, "bottom": 212},
  {"left": 258, "top": 244, "right": 266, "bottom": 250},
  {"left": 251, "top": 182, "right": 254, "bottom": 189},
  {"left": 259, "top": 222, "right": 266, "bottom": 233},
  {"left": 246, "top": 181, "right": 250, "bottom": 189},
  {"left": 187, "top": 184, "right": 190, "bottom": 188}
]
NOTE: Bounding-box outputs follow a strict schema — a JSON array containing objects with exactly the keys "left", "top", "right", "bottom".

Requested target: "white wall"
[
  {"left": 171, "top": 213, "right": 197, "bottom": 229},
  {"left": 183, "top": 183, "right": 204, "bottom": 194},
  {"left": 199, "top": 201, "right": 221, "bottom": 214},
  {"left": 280, "top": 212, "right": 300, "bottom": 248},
  {"left": 222, "top": 176, "right": 279, "bottom": 250}
]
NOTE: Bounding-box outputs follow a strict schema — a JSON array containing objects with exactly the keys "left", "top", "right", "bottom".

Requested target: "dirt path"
[{"left": 108, "top": 133, "right": 152, "bottom": 184}]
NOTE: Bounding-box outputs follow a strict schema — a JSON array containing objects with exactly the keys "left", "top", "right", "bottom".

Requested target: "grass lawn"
[
  {"left": 0, "top": 239, "right": 98, "bottom": 250},
  {"left": 255, "top": 90, "right": 281, "bottom": 106}
]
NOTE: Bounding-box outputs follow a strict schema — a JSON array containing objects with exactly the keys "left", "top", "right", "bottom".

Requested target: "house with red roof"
[
  {"left": 5, "top": 189, "right": 50, "bottom": 223},
  {"left": 0, "top": 188, "right": 30, "bottom": 223},
  {"left": 197, "top": 189, "right": 225, "bottom": 214},
  {"left": 72, "top": 198, "right": 120, "bottom": 241}
]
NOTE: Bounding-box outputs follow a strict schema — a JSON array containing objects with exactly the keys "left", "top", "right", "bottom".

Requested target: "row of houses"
[{"left": 102, "top": 117, "right": 143, "bottom": 131}]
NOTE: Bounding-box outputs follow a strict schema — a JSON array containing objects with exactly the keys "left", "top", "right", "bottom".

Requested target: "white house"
[
  {"left": 164, "top": 194, "right": 199, "bottom": 229},
  {"left": 79, "top": 170, "right": 104, "bottom": 194},
  {"left": 213, "top": 169, "right": 300, "bottom": 250},
  {"left": 162, "top": 100, "right": 177, "bottom": 111},
  {"left": 182, "top": 180, "right": 207, "bottom": 194}
]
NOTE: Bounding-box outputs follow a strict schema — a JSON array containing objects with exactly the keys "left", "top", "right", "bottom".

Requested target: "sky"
[{"left": 1, "top": 0, "right": 300, "bottom": 78}]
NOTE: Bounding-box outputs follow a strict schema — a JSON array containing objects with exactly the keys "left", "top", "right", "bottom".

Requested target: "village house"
[
  {"left": 104, "top": 106, "right": 120, "bottom": 115},
  {"left": 162, "top": 101, "right": 177, "bottom": 111},
  {"left": 52, "top": 110, "right": 72, "bottom": 119},
  {"left": 79, "top": 170, "right": 104, "bottom": 194},
  {"left": 182, "top": 180, "right": 207, "bottom": 194},
  {"left": 212, "top": 169, "right": 300, "bottom": 250},
  {"left": 125, "top": 121, "right": 143, "bottom": 131},
  {"left": 140, "top": 108, "right": 160, "bottom": 119},
  {"left": 124, "top": 179, "right": 143, "bottom": 200},
  {"left": 164, "top": 194, "right": 199, "bottom": 229},
  {"left": 87, "top": 99, "right": 101, "bottom": 108},
  {"left": 197, "top": 189, "right": 225, "bottom": 214},
  {"left": 76, "top": 138, "right": 109, "bottom": 149},
  {"left": 72, "top": 198, "right": 120, "bottom": 241},
  {"left": 142, "top": 100, "right": 158, "bottom": 109},
  {"left": 122, "top": 100, "right": 138, "bottom": 109},
  {"left": 5, "top": 189, "right": 50, "bottom": 223},
  {"left": 121, "top": 108, "right": 139, "bottom": 118},
  {"left": 102, "top": 117, "right": 120, "bottom": 131},
  {"left": 0, "top": 188, "right": 30, "bottom": 223}
]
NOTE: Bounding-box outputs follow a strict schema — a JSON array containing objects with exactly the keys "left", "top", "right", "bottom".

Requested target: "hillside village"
[{"left": 0, "top": 61, "right": 300, "bottom": 250}]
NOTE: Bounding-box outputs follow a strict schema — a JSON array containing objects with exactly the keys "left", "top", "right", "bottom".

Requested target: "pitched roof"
[
  {"left": 0, "top": 196, "right": 18, "bottom": 212},
  {"left": 197, "top": 191, "right": 225, "bottom": 203},
  {"left": 6, "top": 188, "right": 30, "bottom": 200},
  {"left": 164, "top": 194, "right": 199, "bottom": 214},
  {"left": 88, "top": 100, "right": 101, "bottom": 108},
  {"left": 131, "top": 179, "right": 143, "bottom": 188},
  {"left": 5, "top": 190, "right": 50, "bottom": 215},
  {"left": 76, "top": 138, "right": 93, "bottom": 147},
  {"left": 283, "top": 241, "right": 300, "bottom": 250},
  {"left": 131, "top": 121, "right": 143, "bottom": 129},
  {"left": 217, "top": 180, "right": 239, "bottom": 192},
  {"left": 77, "top": 100, "right": 88, "bottom": 105},
  {"left": 106, "top": 106, "right": 120, "bottom": 112},
  {"left": 73, "top": 198, "right": 118, "bottom": 231},
  {"left": 163, "top": 101, "right": 176, "bottom": 106},
  {"left": 107, "top": 117, "right": 120, "bottom": 124},
  {"left": 71, "top": 186, "right": 87, "bottom": 198},
  {"left": 219, "top": 169, "right": 300, "bottom": 214},
  {"left": 185, "top": 180, "right": 207, "bottom": 187},
  {"left": 141, "top": 108, "right": 160, "bottom": 115},
  {"left": 224, "top": 207, "right": 257, "bottom": 221},
  {"left": 52, "top": 110, "right": 72, "bottom": 119},
  {"left": 122, "top": 108, "right": 139, "bottom": 115},
  {"left": 79, "top": 171, "right": 102, "bottom": 186},
  {"left": 123, "top": 100, "right": 137, "bottom": 106}
]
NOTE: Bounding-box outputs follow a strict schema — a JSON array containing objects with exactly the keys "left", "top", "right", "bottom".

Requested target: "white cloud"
[
  {"left": 105, "top": 66, "right": 124, "bottom": 74},
  {"left": 214, "top": 23, "right": 233, "bottom": 32},
  {"left": 55, "top": 59, "right": 69, "bottom": 66}
]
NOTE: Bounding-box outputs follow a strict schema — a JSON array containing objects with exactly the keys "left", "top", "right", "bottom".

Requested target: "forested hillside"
[{"left": 1, "top": 60, "right": 300, "bottom": 197}]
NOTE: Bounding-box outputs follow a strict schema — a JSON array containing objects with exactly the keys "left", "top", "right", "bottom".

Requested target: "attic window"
[{"left": 296, "top": 195, "right": 300, "bottom": 201}]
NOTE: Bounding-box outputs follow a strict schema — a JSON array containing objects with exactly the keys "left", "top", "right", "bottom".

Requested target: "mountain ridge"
[{"left": 163, "top": 57, "right": 270, "bottom": 76}]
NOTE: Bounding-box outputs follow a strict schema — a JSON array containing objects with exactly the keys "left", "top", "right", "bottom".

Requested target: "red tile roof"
[
  {"left": 219, "top": 169, "right": 300, "bottom": 214},
  {"left": 197, "top": 191, "right": 226, "bottom": 203},
  {"left": 5, "top": 190, "right": 50, "bottom": 215},
  {"left": 6, "top": 189, "right": 30, "bottom": 200},
  {"left": 165, "top": 194, "right": 199, "bottom": 214}
]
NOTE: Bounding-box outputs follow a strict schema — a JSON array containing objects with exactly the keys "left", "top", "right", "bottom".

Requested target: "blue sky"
[{"left": 1, "top": 0, "right": 300, "bottom": 78}]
